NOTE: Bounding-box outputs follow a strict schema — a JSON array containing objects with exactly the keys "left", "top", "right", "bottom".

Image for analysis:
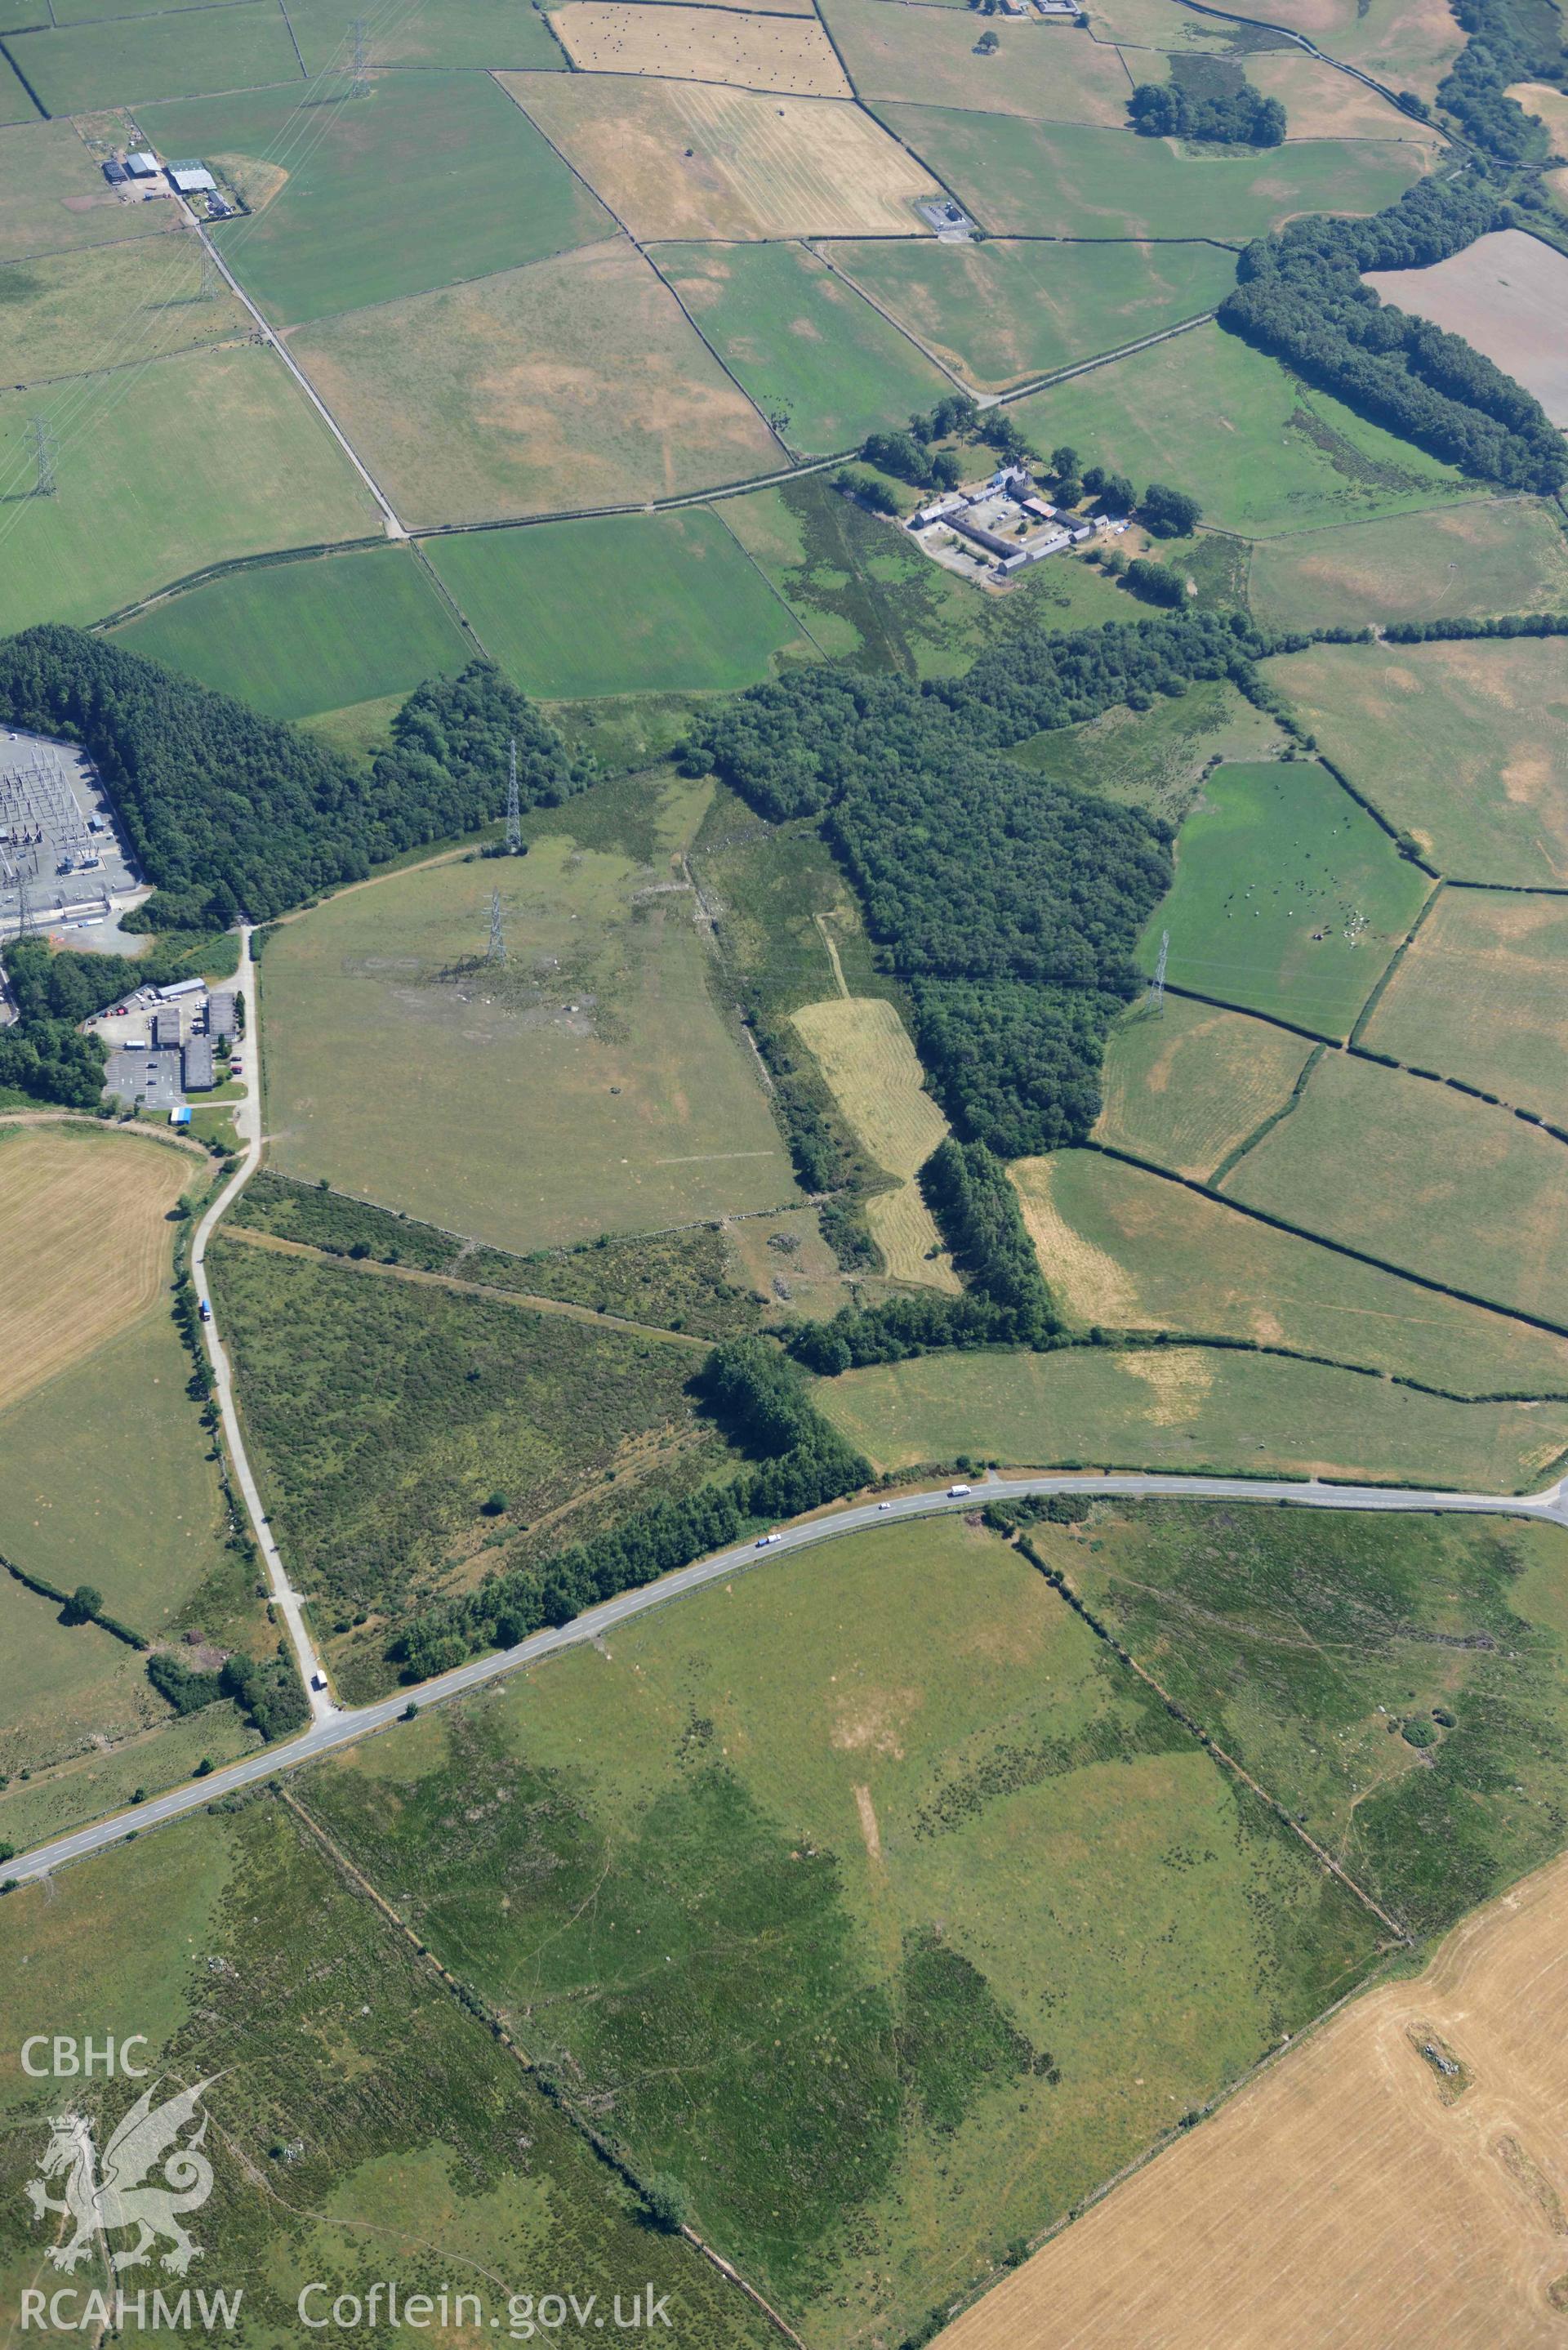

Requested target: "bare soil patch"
[
  {"left": 1368, "top": 229, "right": 1568, "bottom": 426},
  {"left": 553, "top": 2, "right": 849, "bottom": 94}
]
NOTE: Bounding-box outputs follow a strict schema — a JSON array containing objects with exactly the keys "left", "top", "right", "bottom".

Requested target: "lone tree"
[
  {"left": 63, "top": 1584, "right": 102, "bottom": 1626},
  {"left": 643, "top": 2176, "right": 690, "bottom": 2235}
]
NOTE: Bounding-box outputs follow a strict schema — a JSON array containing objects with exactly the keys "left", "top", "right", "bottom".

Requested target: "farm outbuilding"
[
  {"left": 168, "top": 163, "right": 216, "bottom": 195},
  {"left": 125, "top": 151, "right": 159, "bottom": 178}
]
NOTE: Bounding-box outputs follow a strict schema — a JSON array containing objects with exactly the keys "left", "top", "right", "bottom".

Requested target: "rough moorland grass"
[
  {"left": 1011, "top": 323, "right": 1472, "bottom": 539},
  {"left": 1254, "top": 0, "right": 1466, "bottom": 103},
  {"left": 1247, "top": 497, "right": 1568, "bottom": 631},
  {"left": 0, "top": 1804, "right": 775, "bottom": 2348},
  {"left": 1092, "top": 995, "right": 1314, "bottom": 1179},
  {"left": 1362, "top": 890, "right": 1568, "bottom": 1127},
  {"left": 302, "top": 1513, "right": 1383, "bottom": 2347},
  {"left": 286, "top": 0, "right": 567, "bottom": 72},
  {"left": 1010, "top": 675, "right": 1281, "bottom": 824},
  {"left": 822, "top": 235, "right": 1236, "bottom": 395},
  {"left": 0, "top": 120, "right": 184, "bottom": 264},
  {"left": 872, "top": 106, "right": 1434, "bottom": 243},
  {"left": 112, "top": 546, "right": 470, "bottom": 720},
  {"left": 817, "top": 1343, "right": 1568, "bottom": 1489},
  {"left": 0, "top": 345, "right": 379, "bottom": 635},
  {"left": 426, "top": 509, "right": 807, "bottom": 696},
  {"left": 7, "top": 2, "right": 302, "bottom": 115},
  {"left": 1060, "top": 1502, "right": 1568, "bottom": 1934},
  {"left": 1223, "top": 1050, "right": 1568, "bottom": 1331},
  {"left": 656, "top": 240, "right": 949, "bottom": 455},
  {"left": 1140, "top": 760, "right": 1432, "bottom": 1038},
  {"left": 290, "top": 238, "right": 784, "bottom": 526},
  {"left": 824, "top": 0, "right": 1132, "bottom": 120},
  {"left": 0, "top": 1700, "right": 258, "bottom": 1858},
  {"left": 0, "top": 234, "right": 249, "bottom": 388},
  {"left": 140, "top": 69, "right": 609, "bottom": 327},
  {"left": 1013, "top": 1147, "right": 1568, "bottom": 1394},
  {"left": 1261, "top": 638, "right": 1568, "bottom": 886},
  {"left": 261, "top": 778, "right": 800, "bottom": 1253}
]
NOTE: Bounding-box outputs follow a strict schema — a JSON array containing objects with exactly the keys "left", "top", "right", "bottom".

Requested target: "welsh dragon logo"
[{"left": 25, "top": 2078, "right": 218, "bottom": 2276}]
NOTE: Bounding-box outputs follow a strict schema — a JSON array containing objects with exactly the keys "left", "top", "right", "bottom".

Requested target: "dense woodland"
[
  {"left": 1128, "top": 80, "right": 1285, "bottom": 145},
  {"left": 1437, "top": 0, "right": 1564, "bottom": 158}
]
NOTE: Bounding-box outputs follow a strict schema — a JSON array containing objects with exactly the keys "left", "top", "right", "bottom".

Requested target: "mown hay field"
[
  {"left": 1093, "top": 996, "right": 1313, "bottom": 1179},
  {"left": 1262, "top": 636, "right": 1568, "bottom": 885},
  {"left": 2, "top": 233, "right": 249, "bottom": 388},
  {"left": 792, "top": 993, "right": 958, "bottom": 1288},
  {"left": 0, "top": 119, "right": 185, "bottom": 264},
  {"left": 507, "top": 73, "right": 939, "bottom": 236},
  {"left": 1248, "top": 498, "right": 1568, "bottom": 631},
  {"left": 555, "top": 1, "right": 849, "bottom": 92},
  {"left": 1368, "top": 229, "right": 1568, "bottom": 428},
  {"left": 290, "top": 237, "right": 784, "bottom": 526},
  {"left": 825, "top": 0, "right": 1133, "bottom": 121},
  {"left": 7, "top": 1, "right": 302, "bottom": 116},
  {"left": 1364, "top": 889, "right": 1568, "bottom": 1126}
]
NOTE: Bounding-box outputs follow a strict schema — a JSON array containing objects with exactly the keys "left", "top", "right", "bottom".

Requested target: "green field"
[
  {"left": 1247, "top": 497, "right": 1568, "bottom": 630},
  {"left": 0, "top": 232, "right": 250, "bottom": 387},
  {"left": 287, "top": 0, "right": 567, "bottom": 72},
  {"left": 872, "top": 106, "right": 1434, "bottom": 242},
  {"left": 0, "top": 119, "right": 183, "bottom": 264},
  {"left": 1139, "top": 760, "right": 1432, "bottom": 1037},
  {"left": 8, "top": 2, "right": 302, "bottom": 115},
  {"left": 823, "top": 236, "right": 1236, "bottom": 394},
  {"left": 817, "top": 1342, "right": 1568, "bottom": 1488},
  {"left": 824, "top": 0, "right": 1134, "bottom": 121},
  {"left": 426, "top": 510, "right": 807, "bottom": 696},
  {"left": 656, "top": 241, "right": 950, "bottom": 454},
  {"left": 1060, "top": 1503, "right": 1568, "bottom": 1934},
  {"left": 0, "top": 55, "right": 36, "bottom": 123},
  {"left": 0, "top": 1699, "right": 258, "bottom": 1859},
  {"left": 262, "top": 774, "right": 802, "bottom": 1252},
  {"left": 1012, "top": 675, "right": 1281, "bottom": 823},
  {"left": 1223, "top": 1050, "right": 1568, "bottom": 1330},
  {"left": 1011, "top": 323, "right": 1472, "bottom": 537},
  {"left": 1362, "top": 888, "right": 1568, "bottom": 1126},
  {"left": 1093, "top": 993, "right": 1316, "bottom": 1178},
  {"left": 302, "top": 1513, "right": 1383, "bottom": 2344},
  {"left": 113, "top": 545, "right": 469, "bottom": 718},
  {"left": 290, "top": 238, "right": 783, "bottom": 525},
  {"left": 140, "top": 70, "right": 609, "bottom": 326},
  {"left": 1261, "top": 637, "right": 1568, "bottom": 885},
  {"left": 0, "top": 345, "right": 379, "bottom": 634}
]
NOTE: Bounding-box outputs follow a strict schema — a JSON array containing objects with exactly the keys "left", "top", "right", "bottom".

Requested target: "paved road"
[{"left": 10, "top": 1465, "right": 1568, "bottom": 1887}]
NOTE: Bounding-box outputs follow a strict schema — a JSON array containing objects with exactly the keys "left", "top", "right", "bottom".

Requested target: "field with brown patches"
[
  {"left": 554, "top": 2, "right": 850, "bottom": 93},
  {"left": 1238, "top": 0, "right": 1462, "bottom": 98},
  {"left": 823, "top": 0, "right": 1134, "bottom": 123},
  {"left": 792, "top": 995, "right": 959, "bottom": 1288},
  {"left": 1247, "top": 46, "right": 1442, "bottom": 139},
  {"left": 1010, "top": 1155, "right": 1138, "bottom": 1325},
  {"left": 505, "top": 72, "right": 939, "bottom": 236},
  {"left": 1363, "top": 888, "right": 1568, "bottom": 1127},
  {"left": 936, "top": 1847, "right": 1568, "bottom": 2350},
  {"left": 1368, "top": 230, "right": 1568, "bottom": 426},
  {"left": 1508, "top": 79, "right": 1568, "bottom": 149},
  {"left": 1092, "top": 995, "right": 1314, "bottom": 1181},
  {"left": 1249, "top": 498, "right": 1568, "bottom": 632},
  {"left": 0, "top": 1126, "right": 192, "bottom": 1416}
]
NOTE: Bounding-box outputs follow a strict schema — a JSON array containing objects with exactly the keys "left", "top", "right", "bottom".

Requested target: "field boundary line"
[
  {"left": 639, "top": 245, "right": 796, "bottom": 466},
  {"left": 806, "top": 239, "right": 974, "bottom": 393},
  {"left": 277, "top": 0, "right": 308, "bottom": 78},
  {"left": 407, "top": 533, "right": 488, "bottom": 658},
  {"left": 1349, "top": 878, "right": 1442, "bottom": 1047},
  {"left": 706, "top": 495, "right": 835, "bottom": 656},
  {"left": 1207, "top": 1039, "right": 1323, "bottom": 1185}
]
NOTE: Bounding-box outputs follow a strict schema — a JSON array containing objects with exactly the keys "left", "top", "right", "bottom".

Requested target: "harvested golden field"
[
  {"left": 937, "top": 1845, "right": 1568, "bottom": 2350},
  {"left": 0, "top": 1126, "right": 191, "bottom": 1415},
  {"left": 1368, "top": 229, "right": 1568, "bottom": 426},
  {"left": 793, "top": 994, "right": 958, "bottom": 1290},
  {"left": 505, "top": 73, "right": 939, "bottom": 237},
  {"left": 1092, "top": 996, "right": 1314, "bottom": 1181},
  {"left": 1247, "top": 47, "right": 1442, "bottom": 139},
  {"left": 553, "top": 2, "right": 849, "bottom": 93}
]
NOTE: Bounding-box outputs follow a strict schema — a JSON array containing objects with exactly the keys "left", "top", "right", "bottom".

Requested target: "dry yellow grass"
[
  {"left": 0, "top": 1127, "right": 190, "bottom": 1414},
  {"left": 1092, "top": 997, "right": 1313, "bottom": 1182},
  {"left": 938, "top": 1844, "right": 1568, "bottom": 2350},
  {"left": 1009, "top": 1157, "right": 1138, "bottom": 1325},
  {"left": 553, "top": 2, "right": 850, "bottom": 94},
  {"left": 1510, "top": 80, "right": 1568, "bottom": 149},
  {"left": 866, "top": 1184, "right": 961, "bottom": 1292},
  {"left": 505, "top": 73, "right": 938, "bottom": 237},
  {"left": 793, "top": 995, "right": 958, "bottom": 1290},
  {"left": 1247, "top": 48, "right": 1441, "bottom": 139}
]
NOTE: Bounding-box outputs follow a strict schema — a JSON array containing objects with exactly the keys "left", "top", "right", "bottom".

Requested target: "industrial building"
[
  {"left": 207, "top": 989, "right": 238, "bottom": 1042},
  {"left": 153, "top": 1006, "right": 184, "bottom": 1050},
  {"left": 183, "top": 1037, "right": 216, "bottom": 1091}
]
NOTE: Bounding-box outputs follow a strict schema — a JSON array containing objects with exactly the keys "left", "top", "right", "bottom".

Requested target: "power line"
[
  {"left": 488, "top": 887, "right": 506, "bottom": 967},
  {"left": 29, "top": 416, "right": 57, "bottom": 499},
  {"left": 350, "top": 16, "right": 369, "bottom": 96}
]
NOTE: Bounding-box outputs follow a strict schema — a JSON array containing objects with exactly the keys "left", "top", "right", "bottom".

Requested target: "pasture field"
[
  {"left": 555, "top": 2, "right": 849, "bottom": 91},
  {"left": 1087, "top": 0, "right": 1249, "bottom": 45},
  {"left": 1245, "top": 44, "right": 1444, "bottom": 136},
  {"left": 142, "top": 71, "right": 609, "bottom": 327},
  {"left": 1368, "top": 229, "right": 1568, "bottom": 427},
  {"left": 1248, "top": 497, "right": 1568, "bottom": 630},
  {"left": 822, "top": 237, "right": 1236, "bottom": 395},
  {"left": 507, "top": 73, "right": 939, "bottom": 237},
  {"left": 0, "top": 232, "right": 249, "bottom": 388},
  {"left": 823, "top": 1, "right": 1133, "bottom": 122},
  {"left": 1223, "top": 1050, "right": 1568, "bottom": 1329},
  {"left": 0, "top": 59, "right": 32, "bottom": 124},
  {"left": 1012, "top": 323, "right": 1469, "bottom": 537},
  {"left": 791, "top": 994, "right": 957, "bottom": 1288},
  {"left": 113, "top": 546, "right": 470, "bottom": 720},
  {"left": 286, "top": 0, "right": 568, "bottom": 71},
  {"left": 1363, "top": 889, "right": 1568, "bottom": 1126},
  {"left": 0, "top": 1572, "right": 163, "bottom": 1782},
  {"left": 817, "top": 1342, "right": 1568, "bottom": 1488},
  {"left": 1013, "top": 1148, "right": 1568, "bottom": 1394},
  {"left": 1139, "top": 760, "right": 1431, "bottom": 1038},
  {"left": 1250, "top": 0, "right": 1467, "bottom": 101},
  {"left": 1092, "top": 995, "right": 1315, "bottom": 1178},
  {"left": 426, "top": 509, "right": 807, "bottom": 697},
  {"left": 0, "top": 1700, "right": 258, "bottom": 1857},
  {"left": 7, "top": 2, "right": 301, "bottom": 116},
  {"left": 872, "top": 107, "right": 1433, "bottom": 242},
  {"left": 1509, "top": 77, "right": 1568, "bottom": 147},
  {"left": 0, "top": 344, "right": 379, "bottom": 635},
  {"left": 261, "top": 775, "right": 801, "bottom": 1252},
  {"left": 1012, "top": 676, "right": 1281, "bottom": 823},
  {"left": 657, "top": 241, "right": 949, "bottom": 453},
  {"left": 0, "top": 1805, "right": 776, "bottom": 2349},
  {"left": 291, "top": 238, "right": 784, "bottom": 526},
  {"left": 1261, "top": 637, "right": 1568, "bottom": 884},
  {"left": 0, "top": 119, "right": 183, "bottom": 265},
  {"left": 304, "top": 1512, "right": 1383, "bottom": 2347}
]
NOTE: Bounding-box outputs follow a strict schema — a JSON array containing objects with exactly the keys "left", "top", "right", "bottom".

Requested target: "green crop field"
[
  {"left": 817, "top": 1341, "right": 1568, "bottom": 1488},
  {"left": 140, "top": 70, "right": 609, "bottom": 327},
  {"left": 0, "top": 233, "right": 250, "bottom": 388},
  {"left": 0, "top": 120, "right": 185, "bottom": 264},
  {"left": 290, "top": 239, "right": 783, "bottom": 526},
  {"left": 1223, "top": 1050, "right": 1568, "bottom": 1330},
  {"left": 1014, "top": 1146, "right": 1568, "bottom": 1394},
  {"left": 822, "top": 236, "right": 1236, "bottom": 395},
  {"left": 1093, "top": 993, "right": 1315, "bottom": 1178},
  {"left": 0, "top": 345, "right": 379, "bottom": 635},
  {"left": 1060, "top": 1503, "right": 1568, "bottom": 1934},
  {"left": 7, "top": 2, "right": 303, "bottom": 116},
  {"left": 261, "top": 774, "right": 802, "bottom": 1254},
  {"left": 871, "top": 107, "right": 1434, "bottom": 243},
  {"left": 1247, "top": 497, "right": 1568, "bottom": 631},
  {"left": 824, "top": 0, "right": 1134, "bottom": 121},
  {"left": 1011, "top": 323, "right": 1472, "bottom": 537},
  {"left": 426, "top": 509, "right": 806, "bottom": 697},
  {"left": 1138, "top": 760, "right": 1432, "bottom": 1038},
  {"left": 287, "top": 0, "right": 567, "bottom": 73},
  {"left": 1012, "top": 676, "right": 1281, "bottom": 824},
  {"left": 301, "top": 1513, "right": 1383, "bottom": 2346},
  {"left": 655, "top": 241, "right": 950, "bottom": 454},
  {"left": 113, "top": 545, "right": 469, "bottom": 719},
  {"left": 1261, "top": 637, "right": 1568, "bottom": 886},
  {"left": 1362, "top": 888, "right": 1568, "bottom": 1126}
]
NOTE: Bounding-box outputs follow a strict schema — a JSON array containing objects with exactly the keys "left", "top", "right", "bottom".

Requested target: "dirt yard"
[
  {"left": 553, "top": 2, "right": 850, "bottom": 96},
  {"left": 1367, "top": 228, "right": 1568, "bottom": 426}
]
